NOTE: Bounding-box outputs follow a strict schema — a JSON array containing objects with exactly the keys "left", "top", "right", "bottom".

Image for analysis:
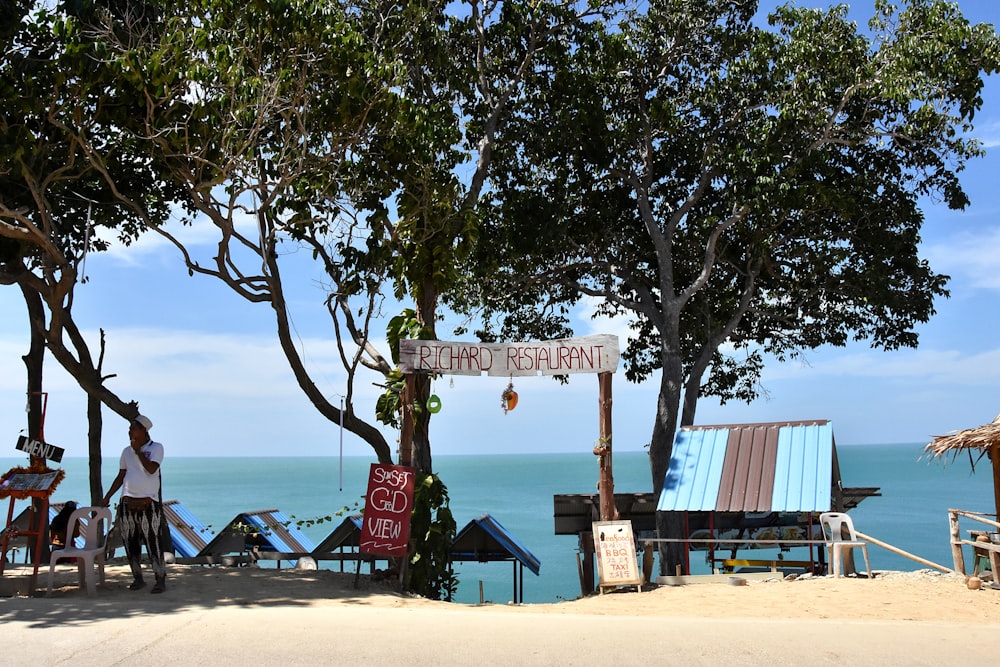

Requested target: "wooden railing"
[{"left": 948, "top": 508, "right": 1000, "bottom": 575}]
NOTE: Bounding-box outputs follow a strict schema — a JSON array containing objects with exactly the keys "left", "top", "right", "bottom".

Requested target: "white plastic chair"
[
  {"left": 819, "top": 512, "right": 871, "bottom": 578},
  {"left": 46, "top": 506, "right": 112, "bottom": 596}
]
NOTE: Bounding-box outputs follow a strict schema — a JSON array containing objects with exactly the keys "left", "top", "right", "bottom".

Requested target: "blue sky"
[{"left": 3, "top": 0, "right": 1000, "bottom": 460}]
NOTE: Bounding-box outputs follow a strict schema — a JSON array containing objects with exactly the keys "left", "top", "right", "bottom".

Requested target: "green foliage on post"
[{"left": 407, "top": 472, "right": 458, "bottom": 601}]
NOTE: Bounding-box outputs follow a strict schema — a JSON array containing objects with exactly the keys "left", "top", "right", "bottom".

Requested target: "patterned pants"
[{"left": 119, "top": 500, "right": 167, "bottom": 583}]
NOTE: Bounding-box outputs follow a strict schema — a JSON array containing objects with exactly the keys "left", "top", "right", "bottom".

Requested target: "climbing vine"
[{"left": 407, "top": 472, "right": 457, "bottom": 600}]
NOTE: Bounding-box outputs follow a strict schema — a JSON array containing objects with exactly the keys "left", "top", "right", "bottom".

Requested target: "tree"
[
  {"left": 363, "top": 0, "right": 613, "bottom": 472},
  {"left": 82, "top": 0, "right": 613, "bottom": 596},
  {"left": 463, "top": 0, "right": 1000, "bottom": 571},
  {"left": 0, "top": 1, "right": 175, "bottom": 502},
  {"left": 84, "top": 0, "right": 610, "bottom": 473},
  {"left": 75, "top": 0, "right": 412, "bottom": 464}
]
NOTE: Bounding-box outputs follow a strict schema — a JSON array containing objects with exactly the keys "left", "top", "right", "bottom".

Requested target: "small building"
[
  {"left": 451, "top": 513, "right": 541, "bottom": 603},
  {"left": 101, "top": 499, "right": 214, "bottom": 561},
  {"left": 657, "top": 419, "right": 879, "bottom": 573},
  {"left": 160, "top": 500, "right": 214, "bottom": 558},
  {"left": 312, "top": 514, "right": 385, "bottom": 573},
  {"left": 198, "top": 508, "right": 315, "bottom": 567}
]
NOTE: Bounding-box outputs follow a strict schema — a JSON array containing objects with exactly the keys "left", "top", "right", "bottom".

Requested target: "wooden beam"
[{"left": 856, "top": 530, "right": 955, "bottom": 574}]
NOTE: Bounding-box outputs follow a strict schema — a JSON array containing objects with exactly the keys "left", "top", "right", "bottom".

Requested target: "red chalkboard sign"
[{"left": 360, "top": 463, "right": 415, "bottom": 557}]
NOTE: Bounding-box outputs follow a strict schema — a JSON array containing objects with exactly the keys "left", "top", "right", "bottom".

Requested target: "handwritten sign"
[
  {"left": 360, "top": 463, "right": 415, "bottom": 557},
  {"left": 399, "top": 334, "right": 619, "bottom": 377},
  {"left": 593, "top": 520, "right": 642, "bottom": 589},
  {"left": 15, "top": 435, "right": 65, "bottom": 463}
]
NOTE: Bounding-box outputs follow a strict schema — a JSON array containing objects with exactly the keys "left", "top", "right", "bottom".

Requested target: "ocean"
[{"left": 1, "top": 444, "right": 993, "bottom": 603}]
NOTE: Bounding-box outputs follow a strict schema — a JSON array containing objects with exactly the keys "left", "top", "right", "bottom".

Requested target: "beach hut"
[
  {"left": 161, "top": 500, "right": 214, "bottom": 559},
  {"left": 924, "top": 413, "right": 1000, "bottom": 521},
  {"left": 451, "top": 513, "right": 541, "bottom": 604},
  {"left": 311, "top": 514, "right": 385, "bottom": 573},
  {"left": 101, "top": 499, "right": 214, "bottom": 561},
  {"left": 924, "top": 414, "right": 1000, "bottom": 576},
  {"left": 657, "top": 420, "right": 879, "bottom": 574},
  {"left": 198, "top": 508, "right": 315, "bottom": 567}
]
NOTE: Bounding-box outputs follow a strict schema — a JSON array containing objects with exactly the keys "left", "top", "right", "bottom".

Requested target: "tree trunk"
[
  {"left": 20, "top": 283, "right": 46, "bottom": 449},
  {"left": 650, "top": 347, "right": 685, "bottom": 575},
  {"left": 87, "top": 394, "right": 104, "bottom": 505},
  {"left": 20, "top": 283, "right": 48, "bottom": 561},
  {"left": 412, "top": 279, "right": 438, "bottom": 474},
  {"left": 412, "top": 373, "right": 433, "bottom": 473}
]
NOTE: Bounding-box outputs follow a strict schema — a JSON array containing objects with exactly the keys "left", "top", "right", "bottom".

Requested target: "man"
[{"left": 101, "top": 414, "right": 167, "bottom": 593}]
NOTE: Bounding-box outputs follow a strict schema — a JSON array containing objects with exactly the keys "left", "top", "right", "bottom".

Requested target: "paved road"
[{"left": 2, "top": 596, "right": 996, "bottom": 666}]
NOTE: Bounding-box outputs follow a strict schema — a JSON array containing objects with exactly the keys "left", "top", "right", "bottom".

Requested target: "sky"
[{"left": 3, "top": 0, "right": 1000, "bottom": 462}]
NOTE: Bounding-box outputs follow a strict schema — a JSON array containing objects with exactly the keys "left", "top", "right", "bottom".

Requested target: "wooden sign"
[
  {"left": 360, "top": 463, "right": 415, "bottom": 557},
  {"left": 593, "top": 520, "right": 642, "bottom": 589},
  {"left": 15, "top": 435, "right": 65, "bottom": 463},
  {"left": 399, "top": 334, "right": 619, "bottom": 377}
]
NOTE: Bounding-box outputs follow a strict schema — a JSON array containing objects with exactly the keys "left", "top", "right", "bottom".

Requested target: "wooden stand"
[
  {"left": 593, "top": 520, "right": 642, "bottom": 594},
  {"left": 0, "top": 467, "right": 64, "bottom": 595}
]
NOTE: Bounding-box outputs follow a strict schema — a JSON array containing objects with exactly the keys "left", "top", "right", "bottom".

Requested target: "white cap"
[{"left": 133, "top": 414, "right": 153, "bottom": 431}]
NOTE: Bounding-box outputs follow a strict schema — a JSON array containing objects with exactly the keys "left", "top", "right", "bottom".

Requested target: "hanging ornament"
[
  {"left": 426, "top": 394, "right": 443, "bottom": 413},
  {"left": 449, "top": 376, "right": 455, "bottom": 389},
  {"left": 501, "top": 379, "right": 518, "bottom": 414}
]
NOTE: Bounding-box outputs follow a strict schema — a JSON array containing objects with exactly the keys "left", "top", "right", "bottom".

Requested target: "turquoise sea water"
[{"left": 1, "top": 444, "right": 993, "bottom": 603}]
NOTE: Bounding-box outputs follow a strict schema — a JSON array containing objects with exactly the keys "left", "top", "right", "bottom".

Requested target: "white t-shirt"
[{"left": 120, "top": 440, "right": 164, "bottom": 500}]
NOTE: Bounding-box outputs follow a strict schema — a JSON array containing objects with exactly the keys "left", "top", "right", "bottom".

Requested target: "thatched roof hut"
[{"left": 924, "top": 414, "right": 1000, "bottom": 520}]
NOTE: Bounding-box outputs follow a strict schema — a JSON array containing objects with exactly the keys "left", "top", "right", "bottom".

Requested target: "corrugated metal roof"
[
  {"left": 239, "top": 509, "right": 316, "bottom": 553},
  {"left": 452, "top": 513, "right": 541, "bottom": 576},
  {"left": 657, "top": 420, "right": 836, "bottom": 513},
  {"left": 199, "top": 508, "right": 316, "bottom": 558},
  {"left": 161, "top": 500, "right": 213, "bottom": 558}
]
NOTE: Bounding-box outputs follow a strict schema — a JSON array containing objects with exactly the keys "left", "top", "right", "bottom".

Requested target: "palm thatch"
[
  {"left": 924, "top": 413, "right": 1000, "bottom": 521},
  {"left": 923, "top": 413, "right": 1000, "bottom": 469}
]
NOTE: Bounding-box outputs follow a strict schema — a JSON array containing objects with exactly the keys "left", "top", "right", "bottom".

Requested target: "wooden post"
[
  {"left": 992, "top": 443, "right": 1000, "bottom": 525},
  {"left": 399, "top": 374, "right": 415, "bottom": 468},
  {"left": 948, "top": 510, "right": 967, "bottom": 575},
  {"left": 597, "top": 372, "right": 617, "bottom": 522},
  {"left": 579, "top": 531, "right": 595, "bottom": 595}
]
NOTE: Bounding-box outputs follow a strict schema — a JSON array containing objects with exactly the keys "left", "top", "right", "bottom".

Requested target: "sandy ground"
[{"left": 2, "top": 563, "right": 998, "bottom": 666}]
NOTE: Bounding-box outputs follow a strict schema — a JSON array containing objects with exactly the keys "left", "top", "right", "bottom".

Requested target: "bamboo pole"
[
  {"left": 949, "top": 508, "right": 1000, "bottom": 531},
  {"left": 854, "top": 530, "right": 955, "bottom": 574}
]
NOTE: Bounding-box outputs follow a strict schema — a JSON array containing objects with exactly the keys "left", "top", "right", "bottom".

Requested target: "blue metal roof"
[
  {"left": 239, "top": 509, "right": 317, "bottom": 553},
  {"left": 199, "top": 508, "right": 316, "bottom": 559},
  {"left": 161, "top": 500, "right": 213, "bottom": 558},
  {"left": 452, "top": 514, "right": 541, "bottom": 575},
  {"left": 658, "top": 420, "right": 836, "bottom": 513}
]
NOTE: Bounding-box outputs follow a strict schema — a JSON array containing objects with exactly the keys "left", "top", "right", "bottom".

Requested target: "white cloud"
[
  {"left": 0, "top": 323, "right": 391, "bottom": 457},
  {"left": 923, "top": 226, "right": 1000, "bottom": 290},
  {"left": 975, "top": 119, "right": 1000, "bottom": 149},
  {"left": 761, "top": 345, "right": 1000, "bottom": 387},
  {"left": 93, "top": 208, "right": 259, "bottom": 267},
  {"left": 576, "top": 296, "right": 638, "bottom": 345}
]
